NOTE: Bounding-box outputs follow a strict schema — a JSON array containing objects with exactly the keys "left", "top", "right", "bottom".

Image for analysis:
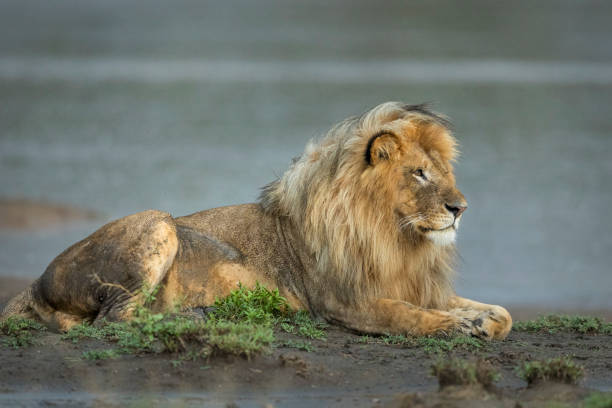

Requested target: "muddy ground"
[{"left": 1, "top": 279, "right": 611, "bottom": 407}]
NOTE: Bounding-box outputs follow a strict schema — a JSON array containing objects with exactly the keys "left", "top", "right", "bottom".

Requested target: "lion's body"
[
  {"left": 1, "top": 102, "right": 512, "bottom": 339},
  {"left": 161, "top": 204, "right": 309, "bottom": 312}
]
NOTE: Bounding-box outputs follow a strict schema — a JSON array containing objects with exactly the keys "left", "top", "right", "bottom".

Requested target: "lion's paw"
[
  {"left": 451, "top": 307, "right": 512, "bottom": 340},
  {"left": 454, "top": 316, "right": 476, "bottom": 336}
]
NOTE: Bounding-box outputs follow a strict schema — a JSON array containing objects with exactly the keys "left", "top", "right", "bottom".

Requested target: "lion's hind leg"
[
  {"left": 90, "top": 211, "right": 180, "bottom": 324},
  {"left": 1, "top": 210, "right": 180, "bottom": 331}
]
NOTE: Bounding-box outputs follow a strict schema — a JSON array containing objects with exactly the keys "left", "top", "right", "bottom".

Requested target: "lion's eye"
[{"left": 414, "top": 168, "right": 427, "bottom": 181}]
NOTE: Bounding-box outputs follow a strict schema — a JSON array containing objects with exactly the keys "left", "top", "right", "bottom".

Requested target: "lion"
[{"left": 1, "top": 102, "right": 512, "bottom": 339}]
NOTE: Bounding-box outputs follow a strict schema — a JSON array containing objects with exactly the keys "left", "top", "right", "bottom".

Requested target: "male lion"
[{"left": 1, "top": 102, "right": 512, "bottom": 339}]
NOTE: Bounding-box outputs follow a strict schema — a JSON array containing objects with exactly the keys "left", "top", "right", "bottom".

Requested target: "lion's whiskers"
[{"left": 400, "top": 213, "right": 425, "bottom": 230}]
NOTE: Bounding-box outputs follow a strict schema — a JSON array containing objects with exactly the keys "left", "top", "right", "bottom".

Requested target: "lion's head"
[
  {"left": 261, "top": 102, "right": 466, "bottom": 309},
  {"left": 363, "top": 107, "right": 467, "bottom": 247}
]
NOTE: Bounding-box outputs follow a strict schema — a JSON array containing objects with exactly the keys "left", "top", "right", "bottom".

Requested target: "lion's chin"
[{"left": 424, "top": 227, "right": 456, "bottom": 247}]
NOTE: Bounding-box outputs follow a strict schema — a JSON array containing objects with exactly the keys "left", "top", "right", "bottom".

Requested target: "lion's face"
[
  {"left": 366, "top": 120, "right": 467, "bottom": 247},
  {"left": 396, "top": 150, "right": 467, "bottom": 246}
]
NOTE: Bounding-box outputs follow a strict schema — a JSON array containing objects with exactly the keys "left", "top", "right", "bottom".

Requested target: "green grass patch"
[
  {"left": 277, "top": 339, "right": 315, "bottom": 352},
  {"left": 211, "top": 282, "right": 289, "bottom": 325},
  {"left": 356, "top": 335, "right": 372, "bottom": 344},
  {"left": 431, "top": 358, "right": 500, "bottom": 388},
  {"left": 61, "top": 282, "right": 324, "bottom": 360},
  {"left": 417, "top": 335, "right": 485, "bottom": 354},
  {"left": 67, "top": 310, "right": 273, "bottom": 359},
  {"left": 379, "top": 333, "right": 485, "bottom": 354},
  {"left": 119, "top": 305, "right": 211, "bottom": 353},
  {"left": 0, "top": 316, "right": 46, "bottom": 348},
  {"left": 346, "top": 332, "right": 485, "bottom": 353},
  {"left": 206, "top": 321, "right": 274, "bottom": 357},
  {"left": 516, "top": 356, "right": 585, "bottom": 385},
  {"left": 62, "top": 323, "right": 106, "bottom": 343},
  {"left": 280, "top": 310, "right": 327, "bottom": 340},
  {"left": 381, "top": 334, "right": 413, "bottom": 345},
  {"left": 513, "top": 314, "right": 612, "bottom": 335},
  {"left": 82, "top": 349, "right": 119, "bottom": 360},
  {"left": 211, "top": 282, "right": 327, "bottom": 340},
  {"left": 583, "top": 392, "right": 612, "bottom": 408}
]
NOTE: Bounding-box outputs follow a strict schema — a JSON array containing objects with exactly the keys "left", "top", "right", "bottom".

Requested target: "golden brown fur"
[
  {"left": 1, "top": 102, "right": 512, "bottom": 339},
  {"left": 261, "top": 103, "right": 458, "bottom": 309}
]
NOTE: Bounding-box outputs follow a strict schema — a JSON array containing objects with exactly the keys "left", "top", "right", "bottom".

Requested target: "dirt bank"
[{"left": 0, "top": 198, "right": 98, "bottom": 230}]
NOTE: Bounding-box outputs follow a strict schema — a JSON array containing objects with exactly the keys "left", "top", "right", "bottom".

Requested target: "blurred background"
[{"left": 0, "top": 0, "right": 610, "bottom": 311}]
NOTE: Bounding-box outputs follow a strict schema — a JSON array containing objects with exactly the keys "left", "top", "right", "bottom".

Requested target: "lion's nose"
[{"left": 445, "top": 202, "right": 467, "bottom": 217}]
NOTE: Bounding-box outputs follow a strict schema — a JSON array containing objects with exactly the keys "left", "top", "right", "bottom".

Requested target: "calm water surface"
[{"left": 0, "top": 0, "right": 611, "bottom": 308}]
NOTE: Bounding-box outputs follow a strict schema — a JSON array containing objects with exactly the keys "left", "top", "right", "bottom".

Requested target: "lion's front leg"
[
  {"left": 323, "top": 298, "right": 476, "bottom": 337},
  {"left": 446, "top": 296, "right": 512, "bottom": 340}
]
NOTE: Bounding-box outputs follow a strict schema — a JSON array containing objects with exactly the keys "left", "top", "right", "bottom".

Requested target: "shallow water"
[{"left": 0, "top": 0, "right": 611, "bottom": 308}]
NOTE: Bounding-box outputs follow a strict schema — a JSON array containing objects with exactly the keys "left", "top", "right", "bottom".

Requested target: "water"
[{"left": 0, "top": 0, "right": 611, "bottom": 309}]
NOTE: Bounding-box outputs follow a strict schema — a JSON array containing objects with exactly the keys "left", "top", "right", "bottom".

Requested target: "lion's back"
[{"left": 173, "top": 203, "right": 292, "bottom": 278}]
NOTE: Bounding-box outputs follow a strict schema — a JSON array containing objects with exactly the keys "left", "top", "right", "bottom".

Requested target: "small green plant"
[
  {"left": 212, "top": 283, "right": 327, "bottom": 340},
  {"left": 431, "top": 358, "right": 500, "bottom": 388},
  {"left": 513, "top": 315, "right": 612, "bottom": 335},
  {"left": 82, "top": 349, "right": 119, "bottom": 360},
  {"left": 282, "top": 310, "right": 327, "bottom": 340},
  {"left": 421, "top": 335, "right": 485, "bottom": 354},
  {"left": 516, "top": 356, "right": 585, "bottom": 386},
  {"left": 206, "top": 320, "right": 274, "bottom": 358},
  {"left": 379, "top": 333, "right": 484, "bottom": 354},
  {"left": 583, "top": 392, "right": 612, "bottom": 408},
  {"left": 127, "top": 309, "right": 203, "bottom": 352},
  {"left": 62, "top": 323, "right": 106, "bottom": 343},
  {"left": 212, "top": 282, "right": 289, "bottom": 325},
  {"left": 382, "top": 334, "right": 411, "bottom": 345},
  {"left": 0, "top": 316, "right": 46, "bottom": 348},
  {"left": 280, "top": 322, "right": 296, "bottom": 334},
  {"left": 277, "top": 339, "right": 314, "bottom": 352}
]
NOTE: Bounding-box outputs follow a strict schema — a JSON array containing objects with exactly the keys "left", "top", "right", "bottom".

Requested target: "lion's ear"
[{"left": 366, "top": 132, "right": 402, "bottom": 166}]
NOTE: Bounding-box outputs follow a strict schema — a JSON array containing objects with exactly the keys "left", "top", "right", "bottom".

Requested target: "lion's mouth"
[
  {"left": 419, "top": 223, "right": 458, "bottom": 246},
  {"left": 418, "top": 224, "right": 456, "bottom": 233}
]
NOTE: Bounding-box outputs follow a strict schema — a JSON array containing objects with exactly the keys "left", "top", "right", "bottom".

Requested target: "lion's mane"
[{"left": 260, "top": 102, "right": 458, "bottom": 309}]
